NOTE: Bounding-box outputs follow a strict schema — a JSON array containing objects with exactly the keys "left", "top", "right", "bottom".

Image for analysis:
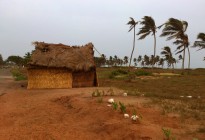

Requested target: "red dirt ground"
[{"left": 0, "top": 70, "right": 204, "bottom": 140}]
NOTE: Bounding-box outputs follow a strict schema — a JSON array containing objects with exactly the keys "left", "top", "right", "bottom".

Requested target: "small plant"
[
  {"left": 112, "top": 102, "right": 118, "bottom": 110},
  {"left": 92, "top": 89, "right": 101, "bottom": 97},
  {"left": 162, "top": 128, "right": 176, "bottom": 140},
  {"left": 119, "top": 101, "right": 126, "bottom": 113},
  {"left": 131, "top": 109, "right": 143, "bottom": 122},
  {"left": 162, "top": 128, "right": 171, "bottom": 140}
]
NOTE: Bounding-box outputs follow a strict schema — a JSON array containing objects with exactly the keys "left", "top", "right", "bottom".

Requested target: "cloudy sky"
[{"left": 0, "top": 0, "right": 205, "bottom": 68}]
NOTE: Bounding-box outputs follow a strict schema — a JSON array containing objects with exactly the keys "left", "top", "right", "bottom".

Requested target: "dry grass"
[{"left": 27, "top": 68, "right": 72, "bottom": 89}]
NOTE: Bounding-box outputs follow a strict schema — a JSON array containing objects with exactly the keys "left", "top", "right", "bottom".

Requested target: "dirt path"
[{"left": 0, "top": 69, "right": 204, "bottom": 140}]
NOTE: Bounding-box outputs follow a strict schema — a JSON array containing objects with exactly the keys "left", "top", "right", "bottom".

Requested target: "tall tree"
[
  {"left": 160, "top": 18, "right": 189, "bottom": 69},
  {"left": 127, "top": 17, "right": 138, "bottom": 68},
  {"left": 137, "top": 55, "right": 142, "bottom": 67},
  {"left": 158, "top": 58, "right": 165, "bottom": 68},
  {"left": 133, "top": 58, "right": 137, "bottom": 66},
  {"left": 161, "top": 46, "right": 176, "bottom": 69},
  {"left": 123, "top": 56, "right": 129, "bottom": 66},
  {"left": 0, "top": 54, "right": 3, "bottom": 65},
  {"left": 108, "top": 56, "right": 113, "bottom": 67},
  {"left": 23, "top": 52, "right": 32, "bottom": 66},
  {"left": 137, "top": 16, "right": 157, "bottom": 67},
  {"left": 193, "top": 33, "right": 205, "bottom": 60},
  {"left": 0, "top": 54, "right": 3, "bottom": 66},
  {"left": 193, "top": 33, "right": 205, "bottom": 50},
  {"left": 154, "top": 55, "right": 160, "bottom": 67},
  {"left": 6, "top": 55, "right": 24, "bottom": 66},
  {"left": 143, "top": 55, "right": 150, "bottom": 67}
]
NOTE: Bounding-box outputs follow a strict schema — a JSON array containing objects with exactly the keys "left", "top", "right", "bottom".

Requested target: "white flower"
[
  {"left": 131, "top": 115, "right": 139, "bottom": 121},
  {"left": 123, "top": 93, "right": 127, "bottom": 96},
  {"left": 186, "top": 96, "right": 192, "bottom": 98},
  {"left": 124, "top": 114, "right": 129, "bottom": 118},
  {"left": 108, "top": 98, "right": 114, "bottom": 104}
]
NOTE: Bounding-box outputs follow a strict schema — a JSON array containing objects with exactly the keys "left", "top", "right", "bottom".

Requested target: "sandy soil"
[{"left": 0, "top": 69, "right": 204, "bottom": 140}]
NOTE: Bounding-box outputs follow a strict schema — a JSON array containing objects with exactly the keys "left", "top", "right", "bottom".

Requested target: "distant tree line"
[
  {"left": 0, "top": 52, "right": 32, "bottom": 67},
  {"left": 95, "top": 50, "right": 178, "bottom": 69}
]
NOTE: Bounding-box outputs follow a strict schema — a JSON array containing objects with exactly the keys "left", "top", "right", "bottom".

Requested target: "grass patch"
[
  {"left": 109, "top": 69, "right": 128, "bottom": 79},
  {"left": 11, "top": 68, "right": 27, "bottom": 81},
  {"left": 135, "top": 70, "right": 152, "bottom": 76}
]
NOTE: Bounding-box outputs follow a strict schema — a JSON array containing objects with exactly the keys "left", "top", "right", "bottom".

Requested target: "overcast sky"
[{"left": 0, "top": 0, "right": 205, "bottom": 68}]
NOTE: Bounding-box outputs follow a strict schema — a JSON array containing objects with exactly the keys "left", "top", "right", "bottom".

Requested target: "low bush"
[
  {"left": 11, "top": 68, "right": 27, "bottom": 81},
  {"left": 109, "top": 69, "right": 128, "bottom": 79},
  {"left": 135, "top": 70, "right": 152, "bottom": 76}
]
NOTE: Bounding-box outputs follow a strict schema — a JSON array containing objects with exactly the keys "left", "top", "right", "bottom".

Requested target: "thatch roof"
[{"left": 28, "top": 42, "right": 95, "bottom": 71}]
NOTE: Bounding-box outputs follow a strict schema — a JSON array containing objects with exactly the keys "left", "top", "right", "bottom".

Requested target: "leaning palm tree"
[
  {"left": 174, "top": 34, "right": 190, "bottom": 69},
  {"left": 137, "top": 16, "right": 157, "bottom": 67},
  {"left": 160, "top": 18, "right": 189, "bottom": 69},
  {"left": 127, "top": 17, "right": 138, "bottom": 68},
  {"left": 161, "top": 46, "right": 176, "bottom": 69},
  {"left": 193, "top": 33, "right": 205, "bottom": 50}
]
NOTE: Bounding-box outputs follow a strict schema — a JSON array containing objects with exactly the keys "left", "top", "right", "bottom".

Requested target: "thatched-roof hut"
[{"left": 27, "top": 42, "right": 98, "bottom": 89}]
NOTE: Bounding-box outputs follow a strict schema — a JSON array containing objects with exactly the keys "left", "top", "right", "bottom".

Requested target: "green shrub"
[
  {"left": 92, "top": 89, "right": 102, "bottom": 97},
  {"left": 135, "top": 70, "right": 152, "bottom": 76},
  {"left": 112, "top": 102, "right": 118, "bottom": 110},
  {"left": 109, "top": 69, "right": 128, "bottom": 79},
  {"left": 11, "top": 68, "right": 27, "bottom": 81},
  {"left": 119, "top": 101, "right": 126, "bottom": 113}
]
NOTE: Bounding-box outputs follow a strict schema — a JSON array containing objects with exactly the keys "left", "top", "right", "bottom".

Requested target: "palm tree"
[
  {"left": 174, "top": 35, "right": 190, "bottom": 69},
  {"left": 127, "top": 17, "right": 138, "bottom": 68},
  {"left": 137, "top": 55, "right": 142, "bottom": 67},
  {"left": 179, "top": 55, "right": 182, "bottom": 60},
  {"left": 154, "top": 55, "right": 160, "bottom": 67},
  {"left": 158, "top": 58, "right": 165, "bottom": 68},
  {"left": 114, "top": 55, "right": 118, "bottom": 66},
  {"left": 108, "top": 56, "right": 113, "bottom": 67},
  {"left": 161, "top": 46, "right": 176, "bottom": 69},
  {"left": 0, "top": 54, "right": 3, "bottom": 66},
  {"left": 124, "top": 56, "right": 129, "bottom": 66},
  {"left": 193, "top": 33, "right": 205, "bottom": 50},
  {"left": 143, "top": 55, "right": 150, "bottom": 67},
  {"left": 137, "top": 16, "right": 157, "bottom": 67},
  {"left": 160, "top": 18, "right": 189, "bottom": 69},
  {"left": 193, "top": 33, "right": 205, "bottom": 61},
  {"left": 133, "top": 58, "right": 137, "bottom": 66}
]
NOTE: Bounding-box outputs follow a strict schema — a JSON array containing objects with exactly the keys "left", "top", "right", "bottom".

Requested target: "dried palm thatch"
[
  {"left": 27, "top": 68, "right": 72, "bottom": 89},
  {"left": 29, "top": 42, "right": 95, "bottom": 72}
]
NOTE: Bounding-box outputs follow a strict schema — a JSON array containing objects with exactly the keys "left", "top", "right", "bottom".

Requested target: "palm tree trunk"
[
  {"left": 187, "top": 46, "right": 190, "bottom": 69},
  {"left": 129, "top": 27, "right": 136, "bottom": 68},
  {"left": 153, "top": 33, "right": 156, "bottom": 68},
  {"left": 182, "top": 46, "right": 186, "bottom": 69}
]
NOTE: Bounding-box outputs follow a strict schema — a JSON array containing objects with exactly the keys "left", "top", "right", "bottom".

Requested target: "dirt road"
[{"left": 0, "top": 69, "right": 204, "bottom": 140}]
